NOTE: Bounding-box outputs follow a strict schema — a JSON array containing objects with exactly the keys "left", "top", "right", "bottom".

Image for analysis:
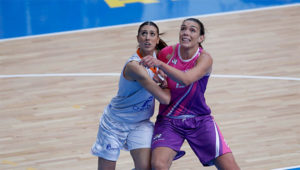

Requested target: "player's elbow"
[
  {"left": 160, "top": 98, "right": 170, "bottom": 105},
  {"left": 177, "top": 74, "right": 193, "bottom": 86},
  {"left": 179, "top": 79, "right": 193, "bottom": 86},
  {"left": 159, "top": 94, "right": 170, "bottom": 105}
]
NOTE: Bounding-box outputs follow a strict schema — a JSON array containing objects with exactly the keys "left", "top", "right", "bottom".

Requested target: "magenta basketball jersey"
[{"left": 158, "top": 44, "right": 211, "bottom": 117}]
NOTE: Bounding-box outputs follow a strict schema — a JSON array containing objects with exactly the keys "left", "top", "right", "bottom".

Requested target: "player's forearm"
[{"left": 158, "top": 61, "right": 192, "bottom": 86}]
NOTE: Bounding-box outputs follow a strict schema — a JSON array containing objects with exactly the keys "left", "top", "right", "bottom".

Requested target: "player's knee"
[
  {"left": 151, "top": 158, "right": 169, "bottom": 170},
  {"left": 135, "top": 160, "right": 151, "bottom": 170},
  {"left": 214, "top": 153, "right": 240, "bottom": 170}
]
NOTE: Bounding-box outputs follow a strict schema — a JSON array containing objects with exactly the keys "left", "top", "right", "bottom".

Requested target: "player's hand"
[
  {"left": 155, "top": 69, "right": 168, "bottom": 88},
  {"left": 140, "top": 55, "right": 161, "bottom": 68}
]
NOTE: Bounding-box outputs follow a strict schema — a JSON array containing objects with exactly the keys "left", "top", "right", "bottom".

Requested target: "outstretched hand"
[
  {"left": 140, "top": 55, "right": 168, "bottom": 88},
  {"left": 140, "top": 55, "right": 161, "bottom": 68}
]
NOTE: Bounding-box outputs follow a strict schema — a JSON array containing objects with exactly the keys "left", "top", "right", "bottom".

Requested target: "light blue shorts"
[{"left": 91, "top": 113, "right": 154, "bottom": 161}]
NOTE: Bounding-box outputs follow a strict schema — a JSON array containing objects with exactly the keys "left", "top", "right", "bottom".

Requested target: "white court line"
[
  {"left": 0, "top": 3, "right": 298, "bottom": 42},
  {"left": 0, "top": 73, "right": 300, "bottom": 81},
  {"left": 272, "top": 165, "right": 300, "bottom": 170},
  {"left": 0, "top": 73, "right": 120, "bottom": 78},
  {"left": 211, "top": 74, "right": 300, "bottom": 81}
]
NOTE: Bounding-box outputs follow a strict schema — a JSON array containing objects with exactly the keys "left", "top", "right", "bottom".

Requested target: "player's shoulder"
[
  {"left": 159, "top": 45, "right": 176, "bottom": 62},
  {"left": 126, "top": 59, "right": 141, "bottom": 71},
  {"left": 200, "top": 49, "right": 212, "bottom": 59},
  {"left": 124, "top": 60, "right": 147, "bottom": 81}
]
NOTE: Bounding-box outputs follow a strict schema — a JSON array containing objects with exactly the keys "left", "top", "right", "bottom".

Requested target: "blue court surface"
[{"left": 0, "top": 0, "right": 299, "bottom": 40}]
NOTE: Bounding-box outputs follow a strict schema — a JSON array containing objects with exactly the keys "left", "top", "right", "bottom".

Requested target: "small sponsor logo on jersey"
[
  {"left": 172, "top": 58, "right": 177, "bottom": 65},
  {"left": 176, "top": 83, "right": 186, "bottom": 88},
  {"left": 133, "top": 96, "right": 153, "bottom": 111}
]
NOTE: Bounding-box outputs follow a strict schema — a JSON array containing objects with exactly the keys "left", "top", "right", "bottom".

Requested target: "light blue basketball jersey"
[{"left": 104, "top": 51, "right": 157, "bottom": 123}]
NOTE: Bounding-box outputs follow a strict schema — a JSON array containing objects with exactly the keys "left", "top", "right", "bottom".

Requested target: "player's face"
[
  {"left": 137, "top": 25, "right": 159, "bottom": 56},
  {"left": 179, "top": 20, "right": 202, "bottom": 48}
]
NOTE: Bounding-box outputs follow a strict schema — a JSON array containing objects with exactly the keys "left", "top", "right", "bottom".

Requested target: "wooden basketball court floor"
[{"left": 0, "top": 4, "right": 300, "bottom": 170}]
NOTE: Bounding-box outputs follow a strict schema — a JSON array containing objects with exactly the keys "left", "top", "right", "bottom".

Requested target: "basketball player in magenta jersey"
[{"left": 141, "top": 18, "right": 240, "bottom": 170}]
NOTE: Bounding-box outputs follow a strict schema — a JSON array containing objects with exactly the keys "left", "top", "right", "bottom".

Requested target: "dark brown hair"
[
  {"left": 138, "top": 21, "right": 167, "bottom": 51},
  {"left": 183, "top": 18, "right": 205, "bottom": 48}
]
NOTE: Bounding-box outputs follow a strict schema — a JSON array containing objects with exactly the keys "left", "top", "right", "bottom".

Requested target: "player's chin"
[
  {"left": 142, "top": 46, "right": 155, "bottom": 53},
  {"left": 180, "top": 43, "right": 191, "bottom": 48}
]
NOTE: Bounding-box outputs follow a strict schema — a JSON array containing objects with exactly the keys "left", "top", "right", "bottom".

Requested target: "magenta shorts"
[{"left": 151, "top": 115, "right": 232, "bottom": 166}]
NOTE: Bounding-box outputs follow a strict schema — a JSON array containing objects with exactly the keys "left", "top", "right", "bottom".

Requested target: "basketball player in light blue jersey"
[{"left": 91, "top": 21, "right": 170, "bottom": 170}]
